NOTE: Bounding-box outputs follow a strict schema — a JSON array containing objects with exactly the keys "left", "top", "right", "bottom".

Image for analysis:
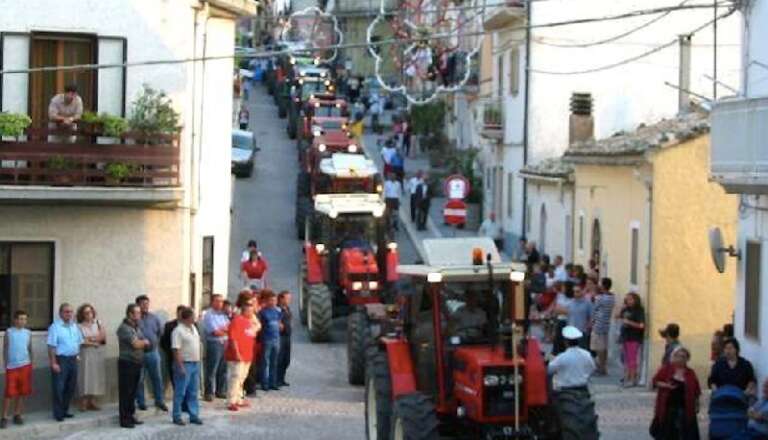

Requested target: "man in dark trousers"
[
  {"left": 160, "top": 305, "right": 185, "bottom": 390},
  {"left": 277, "top": 291, "right": 293, "bottom": 387},
  {"left": 415, "top": 177, "right": 432, "bottom": 231}
]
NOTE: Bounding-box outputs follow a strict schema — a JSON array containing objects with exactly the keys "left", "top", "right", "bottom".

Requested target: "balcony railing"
[
  {"left": 711, "top": 96, "right": 768, "bottom": 194},
  {"left": 479, "top": 99, "right": 504, "bottom": 140},
  {"left": 0, "top": 128, "right": 180, "bottom": 189}
]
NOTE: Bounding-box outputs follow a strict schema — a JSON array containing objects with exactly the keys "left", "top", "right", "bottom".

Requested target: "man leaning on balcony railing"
[{"left": 48, "top": 84, "right": 83, "bottom": 143}]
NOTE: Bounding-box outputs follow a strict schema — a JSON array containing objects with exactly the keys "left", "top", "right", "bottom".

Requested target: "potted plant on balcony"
[
  {"left": 48, "top": 155, "right": 76, "bottom": 185},
  {"left": 0, "top": 112, "right": 32, "bottom": 140},
  {"left": 128, "top": 85, "right": 181, "bottom": 144},
  {"left": 105, "top": 162, "right": 136, "bottom": 185},
  {"left": 80, "top": 111, "right": 103, "bottom": 135}
]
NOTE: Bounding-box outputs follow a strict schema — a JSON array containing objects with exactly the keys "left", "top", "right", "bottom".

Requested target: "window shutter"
[
  {"left": 0, "top": 33, "right": 31, "bottom": 113},
  {"left": 97, "top": 36, "right": 126, "bottom": 116},
  {"left": 745, "top": 240, "right": 762, "bottom": 340}
]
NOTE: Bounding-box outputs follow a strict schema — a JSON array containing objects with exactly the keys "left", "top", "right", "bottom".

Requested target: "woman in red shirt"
[
  {"left": 650, "top": 346, "right": 701, "bottom": 439},
  {"left": 225, "top": 293, "right": 260, "bottom": 411},
  {"left": 241, "top": 250, "right": 269, "bottom": 291}
]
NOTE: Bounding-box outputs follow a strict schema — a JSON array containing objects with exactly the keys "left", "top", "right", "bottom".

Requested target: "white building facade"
[
  {"left": 0, "top": 0, "right": 253, "bottom": 408},
  {"left": 711, "top": 0, "right": 768, "bottom": 387},
  {"left": 480, "top": 0, "right": 742, "bottom": 257}
]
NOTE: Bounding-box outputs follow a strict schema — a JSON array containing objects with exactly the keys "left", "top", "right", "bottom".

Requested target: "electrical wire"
[
  {"left": 528, "top": 6, "right": 737, "bottom": 75},
  {"left": 0, "top": 1, "right": 735, "bottom": 75},
  {"left": 535, "top": 0, "right": 692, "bottom": 48}
]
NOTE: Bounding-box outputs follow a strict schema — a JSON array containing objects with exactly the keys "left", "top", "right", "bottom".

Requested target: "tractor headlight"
[
  {"left": 510, "top": 271, "right": 525, "bottom": 282},
  {"left": 325, "top": 80, "right": 331, "bottom": 86},
  {"left": 328, "top": 209, "right": 338, "bottom": 219},
  {"left": 347, "top": 144, "right": 358, "bottom": 153},
  {"left": 368, "top": 281, "right": 379, "bottom": 290},
  {"left": 315, "top": 102, "right": 321, "bottom": 108},
  {"left": 483, "top": 375, "right": 500, "bottom": 387},
  {"left": 376, "top": 184, "right": 383, "bottom": 193},
  {"left": 352, "top": 281, "right": 363, "bottom": 290},
  {"left": 318, "top": 144, "right": 327, "bottom": 152},
  {"left": 298, "top": 79, "right": 304, "bottom": 85},
  {"left": 321, "top": 71, "right": 327, "bottom": 78},
  {"left": 313, "top": 129, "right": 322, "bottom": 137},
  {"left": 387, "top": 242, "right": 398, "bottom": 251},
  {"left": 372, "top": 206, "right": 384, "bottom": 218},
  {"left": 314, "top": 243, "right": 325, "bottom": 254}
]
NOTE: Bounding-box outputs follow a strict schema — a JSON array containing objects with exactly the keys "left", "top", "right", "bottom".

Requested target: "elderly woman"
[{"left": 650, "top": 346, "right": 701, "bottom": 440}]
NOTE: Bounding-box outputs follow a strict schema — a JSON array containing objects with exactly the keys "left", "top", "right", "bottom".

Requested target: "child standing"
[
  {"left": 2, "top": 311, "right": 33, "bottom": 428},
  {"left": 258, "top": 291, "right": 282, "bottom": 391}
]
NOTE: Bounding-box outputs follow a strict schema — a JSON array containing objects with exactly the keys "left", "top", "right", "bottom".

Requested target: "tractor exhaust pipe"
[{"left": 501, "top": 321, "right": 513, "bottom": 359}]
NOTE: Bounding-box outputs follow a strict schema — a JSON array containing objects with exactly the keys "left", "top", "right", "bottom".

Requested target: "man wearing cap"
[{"left": 548, "top": 326, "right": 596, "bottom": 390}]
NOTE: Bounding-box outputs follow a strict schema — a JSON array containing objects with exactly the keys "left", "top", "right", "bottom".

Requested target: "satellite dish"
[{"left": 709, "top": 228, "right": 727, "bottom": 274}]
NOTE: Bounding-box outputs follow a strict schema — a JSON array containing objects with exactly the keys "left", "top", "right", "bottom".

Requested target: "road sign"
[
  {"left": 443, "top": 174, "right": 470, "bottom": 200},
  {"left": 443, "top": 199, "right": 467, "bottom": 226}
]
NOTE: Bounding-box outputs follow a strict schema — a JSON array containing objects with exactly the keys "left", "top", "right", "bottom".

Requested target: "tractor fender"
[
  {"left": 304, "top": 243, "right": 324, "bottom": 284},
  {"left": 524, "top": 338, "right": 548, "bottom": 406},
  {"left": 385, "top": 249, "right": 399, "bottom": 283},
  {"left": 381, "top": 338, "right": 417, "bottom": 399}
]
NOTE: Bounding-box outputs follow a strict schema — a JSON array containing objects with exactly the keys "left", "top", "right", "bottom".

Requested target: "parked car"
[{"left": 231, "top": 129, "right": 257, "bottom": 177}]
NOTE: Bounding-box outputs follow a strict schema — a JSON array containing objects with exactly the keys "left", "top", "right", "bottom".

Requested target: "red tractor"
[
  {"left": 363, "top": 238, "right": 559, "bottom": 439},
  {"left": 298, "top": 192, "right": 399, "bottom": 385},
  {"left": 296, "top": 152, "right": 382, "bottom": 239}
]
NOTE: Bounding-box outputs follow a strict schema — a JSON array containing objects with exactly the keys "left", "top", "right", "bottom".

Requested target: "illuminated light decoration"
[
  {"left": 279, "top": 6, "right": 343, "bottom": 64},
  {"left": 366, "top": 0, "right": 487, "bottom": 105}
]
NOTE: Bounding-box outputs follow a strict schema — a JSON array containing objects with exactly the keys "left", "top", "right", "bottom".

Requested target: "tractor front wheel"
[
  {"left": 278, "top": 102, "right": 287, "bottom": 118},
  {"left": 298, "top": 262, "right": 308, "bottom": 325},
  {"left": 365, "top": 349, "right": 392, "bottom": 440},
  {"left": 307, "top": 284, "right": 332, "bottom": 342},
  {"left": 390, "top": 393, "right": 439, "bottom": 440},
  {"left": 296, "top": 196, "right": 312, "bottom": 240},
  {"left": 347, "top": 309, "right": 370, "bottom": 385}
]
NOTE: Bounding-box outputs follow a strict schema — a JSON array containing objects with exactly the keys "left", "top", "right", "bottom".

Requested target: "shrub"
[
  {"left": 128, "top": 85, "right": 181, "bottom": 135},
  {"left": 0, "top": 112, "right": 32, "bottom": 138}
]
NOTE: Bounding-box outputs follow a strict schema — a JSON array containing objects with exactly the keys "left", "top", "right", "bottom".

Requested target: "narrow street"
[{"left": 58, "top": 82, "right": 419, "bottom": 440}]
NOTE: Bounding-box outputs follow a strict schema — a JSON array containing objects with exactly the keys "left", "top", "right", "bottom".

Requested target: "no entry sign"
[{"left": 443, "top": 199, "right": 467, "bottom": 226}]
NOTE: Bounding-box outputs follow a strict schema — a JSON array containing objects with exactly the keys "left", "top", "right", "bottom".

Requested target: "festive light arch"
[
  {"left": 366, "top": 0, "right": 486, "bottom": 105},
  {"left": 279, "top": 6, "right": 344, "bottom": 64}
]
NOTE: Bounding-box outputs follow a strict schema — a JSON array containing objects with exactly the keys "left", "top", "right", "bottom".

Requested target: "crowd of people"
[
  {"left": 520, "top": 239, "right": 768, "bottom": 439},
  {"left": 1, "top": 240, "right": 292, "bottom": 430}
]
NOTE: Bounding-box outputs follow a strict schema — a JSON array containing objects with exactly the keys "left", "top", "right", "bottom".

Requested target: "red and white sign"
[
  {"left": 443, "top": 199, "right": 467, "bottom": 226},
  {"left": 443, "top": 174, "right": 470, "bottom": 200}
]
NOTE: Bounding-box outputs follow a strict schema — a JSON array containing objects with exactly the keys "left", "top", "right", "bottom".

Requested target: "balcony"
[
  {"left": 483, "top": 0, "right": 526, "bottom": 31},
  {"left": 479, "top": 99, "right": 504, "bottom": 140},
  {"left": 710, "top": 96, "right": 768, "bottom": 194},
  {"left": 0, "top": 127, "right": 183, "bottom": 205},
  {"left": 333, "top": 0, "right": 397, "bottom": 15}
]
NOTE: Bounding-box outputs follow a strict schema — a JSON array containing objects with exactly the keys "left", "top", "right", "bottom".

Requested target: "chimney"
[
  {"left": 569, "top": 92, "right": 594, "bottom": 146},
  {"left": 678, "top": 34, "right": 692, "bottom": 113}
]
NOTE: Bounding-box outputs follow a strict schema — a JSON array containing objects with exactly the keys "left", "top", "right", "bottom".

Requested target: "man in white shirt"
[
  {"left": 548, "top": 326, "right": 595, "bottom": 390},
  {"left": 478, "top": 212, "right": 503, "bottom": 251},
  {"left": 383, "top": 174, "right": 402, "bottom": 231},
  {"left": 553, "top": 255, "right": 568, "bottom": 282},
  {"left": 381, "top": 139, "right": 397, "bottom": 176},
  {"left": 407, "top": 171, "right": 425, "bottom": 223}
]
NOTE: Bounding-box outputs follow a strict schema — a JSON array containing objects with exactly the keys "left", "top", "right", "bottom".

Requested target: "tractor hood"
[
  {"left": 340, "top": 248, "right": 379, "bottom": 275},
  {"left": 451, "top": 340, "right": 548, "bottom": 424}
]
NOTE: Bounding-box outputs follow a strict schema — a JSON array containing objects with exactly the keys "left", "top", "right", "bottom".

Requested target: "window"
[
  {"left": 745, "top": 240, "right": 761, "bottom": 340},
  {"left": 509, "top": 48, "right": 520, "bottom": 96},
  {"left": 497, "top": 55, "right": 504, "bottom": 98},
  {"left": 539, "top": 204, "right": 547, "bottom": 253},
  {"left": 578, "top": 213, "right": 585, "bottom": 251},
  {"left": 565, "top": 215, "right": 573, "bottom": 261},
  {"left": 630, "top": 224, "right": 640, "bottom": 286},
  {"left": 202, "top": 237, "right": 215, "bottom": 310},
  {"left": 0, "top": 242, "right": 54, "bottom": 330},
  {"left": 30, "top": 33, "right": 97, "bottom": 127},
  {"left": 506, "top": 172, "right": 514, "bottom": 218}
]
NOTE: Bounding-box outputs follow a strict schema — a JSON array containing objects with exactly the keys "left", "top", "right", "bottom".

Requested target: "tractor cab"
[
  {"left": 287, "top": 76, "right": 335, "bottom": 139},
  {"left": 300, "top": 97, "right": 350, "bottom": 141},
  {"left": 296, "top": 151, "right": 382, "bottom": 239},
  {"left": 299, "top": 193, "right": 398, "bottom": 343},
  {"left": 364, "top": 238, "right": 557, "bottom": 440},
  {"left": 303, "top": 130, "right": 361, "bottom": 173}
]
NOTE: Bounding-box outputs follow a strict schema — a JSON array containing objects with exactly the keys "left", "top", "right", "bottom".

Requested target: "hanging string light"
[
  {"left": 367, "top": 0, "right": 487, "bottom": 105},
  {"left": 279, "top": 6, "right": 344, "bottom": 63}
]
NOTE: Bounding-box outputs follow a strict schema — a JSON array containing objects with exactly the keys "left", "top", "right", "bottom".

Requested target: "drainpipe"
[
  {"left": 521, "top": 0, "right": 532, "bottom": 236},
  {"left": 642, "top": 179, "right": 653, "bottom": 386}
]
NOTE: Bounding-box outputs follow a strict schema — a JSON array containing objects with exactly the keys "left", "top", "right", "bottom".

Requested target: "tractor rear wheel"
[
  {"left": 307, "top": 284, "right": 332, "bottom": 342},
  {"left": 278, "top": 102, "right": 287, "bottom": 118},
  {"left": 296, "top": 196, "right": 312, "bottom": 240},
  {"left": 298, "top": 262, "right": 308, "bottom": 325},
  {"left": 347, "top": 309, "right": 370, "bottom": 385},
  {"left": 390, "top": 393, "right": 439, "bottom": 440},
  {"left": 365, "top": 349, "right": 392, "bottom": 440},
  {"left": 297, "top": 171, "right": 310, "bottom": 198}
]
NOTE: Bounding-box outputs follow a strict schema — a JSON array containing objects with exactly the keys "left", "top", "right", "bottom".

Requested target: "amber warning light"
[{"left": 472, "top": 248, "right": 484, "bottom": 266}]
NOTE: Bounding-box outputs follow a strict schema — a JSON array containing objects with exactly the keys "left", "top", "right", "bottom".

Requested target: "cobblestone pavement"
[{"left": 55, "top": 86, "right": 673, "bottom": 440}]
